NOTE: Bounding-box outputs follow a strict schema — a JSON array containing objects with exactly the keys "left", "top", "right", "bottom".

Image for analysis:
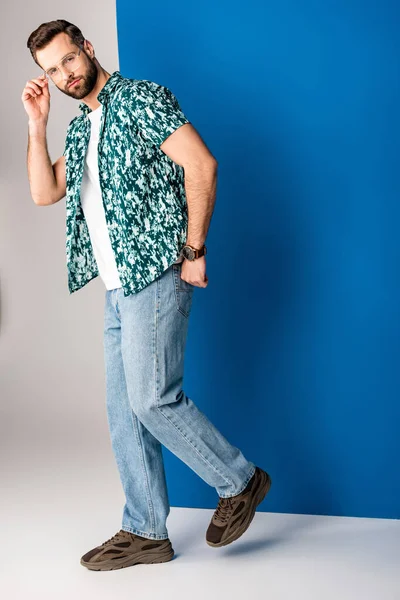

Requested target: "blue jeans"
[{"left": 103, "top": 261, "right": 256, "bottom": 540}]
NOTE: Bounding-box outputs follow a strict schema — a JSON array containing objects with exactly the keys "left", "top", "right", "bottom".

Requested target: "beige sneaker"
[{"left": 80, "top": 529, "right": 174, "bottom": 570}]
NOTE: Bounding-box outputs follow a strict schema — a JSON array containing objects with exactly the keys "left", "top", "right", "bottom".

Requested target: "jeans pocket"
[{"left": 172, "top": 263, "right": 194, "bottom": 318}]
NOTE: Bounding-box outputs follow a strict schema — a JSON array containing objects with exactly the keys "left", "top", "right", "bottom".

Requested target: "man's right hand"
[{"left": 21, "top": 74, "right": 50, "bottom": 124}]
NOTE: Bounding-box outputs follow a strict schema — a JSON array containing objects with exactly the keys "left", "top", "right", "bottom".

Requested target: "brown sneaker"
[
  {"left": 206, "top": 466, "right": 272, "bottom": 547},
  {"left": 80, "top": 529, "right": 175, "bottom": 570}
]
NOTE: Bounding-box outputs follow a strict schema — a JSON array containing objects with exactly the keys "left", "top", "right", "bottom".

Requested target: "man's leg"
[
  {"left": 103, "top": 288, "right": 171, "bottom": 540},
  {"left": 117, "top": 263, "right": 256, "bottom": 498}
]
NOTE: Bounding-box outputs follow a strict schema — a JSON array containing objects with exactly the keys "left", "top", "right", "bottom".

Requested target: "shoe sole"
[
  {"left": 206, "top": 468, "right": 272, "bottom": 548},
  {"left": 80, "top": 545, "right": 175, "bottom": 570}
]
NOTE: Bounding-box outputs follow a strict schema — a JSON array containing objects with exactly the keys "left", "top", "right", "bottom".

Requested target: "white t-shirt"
[{"left": 80, "top": 104, "right": 183, "bottom": 291}]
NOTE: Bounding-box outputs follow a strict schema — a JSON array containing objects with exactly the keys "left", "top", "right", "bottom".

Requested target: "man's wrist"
[
  {"left": 185, "top": 241, "right": 204, "bottom": 249},
  {"left": 28, "top": 120, "right": 47, "bottom": 138},
  {"left": 181, "top": 243, "right": 207, "bottom": 261}
]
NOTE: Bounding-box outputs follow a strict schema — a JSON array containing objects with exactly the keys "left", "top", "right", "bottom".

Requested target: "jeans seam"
[
  {"left": 130, "top": 409, "right": 156, "bottom": 533},
  {"left": 114, "top": 288, "right": 121, "bottom": 319},
  {"left": 172, "top": 264, "right": 190, "bottom": 318},
  {"left": 154, "top": 277, "right": 160, "bottom": 406}
]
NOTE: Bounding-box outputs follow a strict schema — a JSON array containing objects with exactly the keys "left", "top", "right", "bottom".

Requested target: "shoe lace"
[
  {"left": 214, "top": 497, "right": 235, "bottom": 523},
  {"left": 101, "top": 530, "right": 125, "bottom": 546}
]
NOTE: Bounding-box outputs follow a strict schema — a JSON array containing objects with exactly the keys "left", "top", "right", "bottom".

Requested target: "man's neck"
[{"left": 83, "top": 69, "right": 111, "bottom": 111}]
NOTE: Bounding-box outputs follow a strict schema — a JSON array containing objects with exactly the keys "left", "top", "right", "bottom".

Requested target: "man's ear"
[{"left": 84, "top": 39, "right": 95, "bottom": 59}]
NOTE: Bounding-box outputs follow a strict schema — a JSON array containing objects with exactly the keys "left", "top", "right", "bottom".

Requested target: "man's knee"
[{"left": 132, "top": 386, "right": 185, "bottom": 422}]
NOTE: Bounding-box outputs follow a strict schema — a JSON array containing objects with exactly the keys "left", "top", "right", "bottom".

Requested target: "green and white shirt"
[{"left": 62, "top": 70, "right": 190, "bottom": 296}]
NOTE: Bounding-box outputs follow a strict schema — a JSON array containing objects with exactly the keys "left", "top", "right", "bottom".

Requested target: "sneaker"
[
  {"left": 206, "top": 466, "right": 272, "bottom": 547},
  {"left": 80, "top": 529, "right": 175, "bottom": 570}
]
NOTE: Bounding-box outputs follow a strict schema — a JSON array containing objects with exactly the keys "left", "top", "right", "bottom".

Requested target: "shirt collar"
[{"left": 78, "top": 70, "right": 123, "bottom": 115}]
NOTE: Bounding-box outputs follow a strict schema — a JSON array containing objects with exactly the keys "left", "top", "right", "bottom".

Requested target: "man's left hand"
[{"left": 180, "top": 256, "right": 208, "bottom": 288}]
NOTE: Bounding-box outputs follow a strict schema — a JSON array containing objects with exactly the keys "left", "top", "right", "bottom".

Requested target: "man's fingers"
[
  {"left": 26, "top": 80, "right": 44, "bottom": 95},
  {"left": 25, "top": 83, "right": 40, "bottom": 97},
  {"left": 25, "top": 75, "right": 49, "bottom": 96},
  {"left": 22, "top": 86, "right": 37, "bottom": 100},
  {"left": 34, "top": 77, "right": 50, "bottom": 97},
  {"left": 32, "top": 76, "right": 48, "bottom": 89},
  {"left": 184, "top": 278, "right": 208, "bottom": 288}
]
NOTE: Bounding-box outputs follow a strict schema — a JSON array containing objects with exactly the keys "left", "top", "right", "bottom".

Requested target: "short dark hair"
[{"left": 27, "top": 19, "right": 85, "bottom": 68}]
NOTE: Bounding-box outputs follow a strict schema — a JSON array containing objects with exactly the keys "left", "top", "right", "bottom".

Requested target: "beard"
[{"left": 58, "top": 55, "right": 99, "bottom": 99}]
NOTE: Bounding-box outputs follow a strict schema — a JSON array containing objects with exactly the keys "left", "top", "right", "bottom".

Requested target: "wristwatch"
[{"left": 181, "top": 244, "right": 207, "bottom": 261}]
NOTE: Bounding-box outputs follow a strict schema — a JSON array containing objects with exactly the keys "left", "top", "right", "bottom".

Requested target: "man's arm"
[
  {"left": 22, "top": 75, "right": 66, "bottom": 206},
  {"left": 160, "top": 122, "right": 218, "bottom": 249},
  {"left": 27, "top": 120, "right": 66, "bottom": 206},
  {"left": 131, "top": 82, "right": 216, "bottom": 286}
]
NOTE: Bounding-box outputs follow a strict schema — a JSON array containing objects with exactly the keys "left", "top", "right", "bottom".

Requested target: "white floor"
[{"left": 1, "top": 461, "right": 399, "bottom": 600}]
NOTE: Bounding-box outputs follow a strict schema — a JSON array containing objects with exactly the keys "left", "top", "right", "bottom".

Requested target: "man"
[{"left": 23, "top": 19, "right": 272, "bottom": 570}]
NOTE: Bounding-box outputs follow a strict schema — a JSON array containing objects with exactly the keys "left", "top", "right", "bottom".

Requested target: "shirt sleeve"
[{"left": 135, "top": 83, "right": 190, "bottom": 148}]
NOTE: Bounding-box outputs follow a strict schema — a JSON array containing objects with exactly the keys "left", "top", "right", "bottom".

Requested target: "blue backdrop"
[{"left": 116, "top": 0, "right": 400, "bottom": 519}]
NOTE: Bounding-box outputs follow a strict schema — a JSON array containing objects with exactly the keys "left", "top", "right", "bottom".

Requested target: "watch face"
[{"left": 183, "top": 246, "right": 195, "bottom": 260}]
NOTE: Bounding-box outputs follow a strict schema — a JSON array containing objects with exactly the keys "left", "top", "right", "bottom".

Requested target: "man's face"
[{"left": 36, "top": 32, "right": 98, "bottom": 100}]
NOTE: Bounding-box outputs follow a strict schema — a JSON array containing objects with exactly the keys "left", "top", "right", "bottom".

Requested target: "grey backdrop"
[{"left": 1, "top": 2, "right": 122, "bottom": 517}]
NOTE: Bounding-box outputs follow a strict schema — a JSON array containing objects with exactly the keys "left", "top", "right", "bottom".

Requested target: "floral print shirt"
[{"left": 62, "top": 70, "right": 190, "bottom": 296}]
